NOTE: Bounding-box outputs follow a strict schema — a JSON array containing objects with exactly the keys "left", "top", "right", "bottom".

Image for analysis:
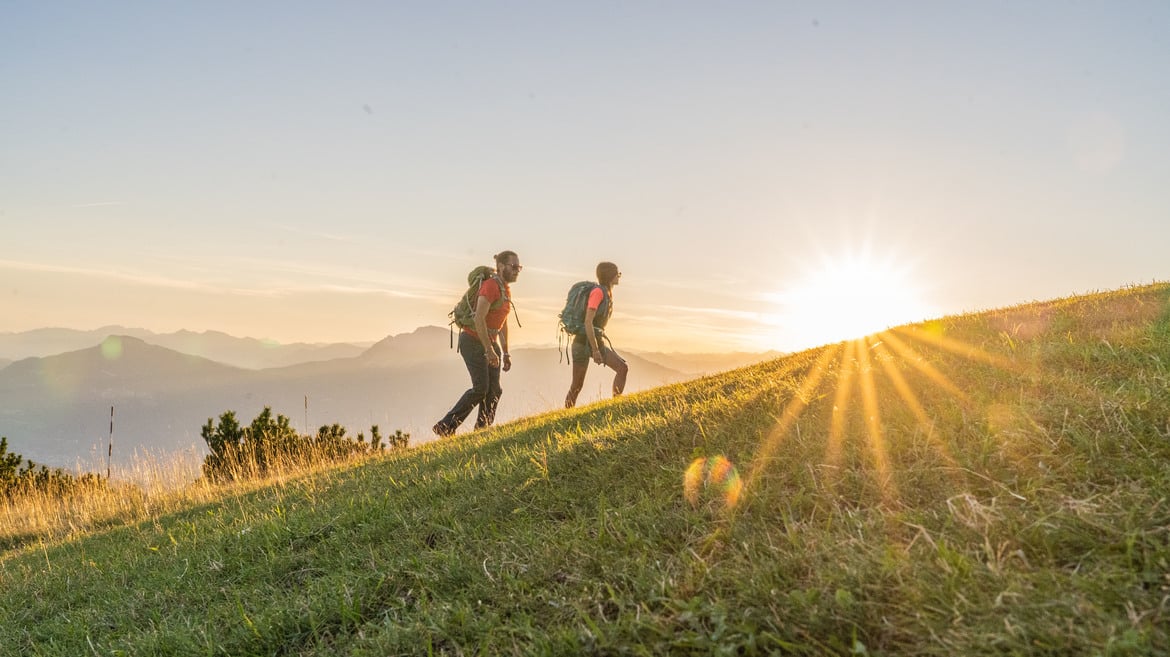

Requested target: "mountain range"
[
  {"left": 0, "top": 326, "right": 779, "bottom": 469},
  {"left": 0, "top": 326, "right": 368, "bottom": 369}
]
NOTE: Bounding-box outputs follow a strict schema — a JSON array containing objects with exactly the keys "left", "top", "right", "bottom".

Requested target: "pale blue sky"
[{"left": 2, "top": 2, "right": 1167, "bottom": 352}]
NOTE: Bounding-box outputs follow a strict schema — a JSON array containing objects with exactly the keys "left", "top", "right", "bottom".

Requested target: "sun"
[{"left": 768, "top": 248, "right": 934, "bottom": 348}]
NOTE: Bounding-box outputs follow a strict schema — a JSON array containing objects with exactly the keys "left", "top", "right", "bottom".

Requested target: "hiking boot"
[{"left": 432, "top": 422, "right": 453, "bottom": 437}]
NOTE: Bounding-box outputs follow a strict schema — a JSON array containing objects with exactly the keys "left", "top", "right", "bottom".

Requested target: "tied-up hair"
[
  {"left": 494, "top": 251, "right": 519, "bottom": 267},
  {"left": 596, "top": 262, "right": 619, "bottom": 288}
]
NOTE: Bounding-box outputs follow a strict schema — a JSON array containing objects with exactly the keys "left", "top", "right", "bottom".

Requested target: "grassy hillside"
[{"left": 2, "top": 283, "right": 1169, "bottom": 656}]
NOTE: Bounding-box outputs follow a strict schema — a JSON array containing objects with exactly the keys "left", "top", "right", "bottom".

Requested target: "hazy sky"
[{"left": 3, "top": 2, "right": 1167, "bottom": 353}]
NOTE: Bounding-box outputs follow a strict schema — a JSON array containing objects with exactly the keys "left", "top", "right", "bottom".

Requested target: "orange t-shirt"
[
  {"left": 462, "top": 277, "right": 510, "bottom": 338},
  {"left": 586, "top": 286, "right": 612, "bottom": 329},
  {"left": 587, "top": 286, "right": 605, "bottom": 310}
]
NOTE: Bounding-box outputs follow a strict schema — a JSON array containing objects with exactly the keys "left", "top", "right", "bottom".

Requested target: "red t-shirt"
[{"left": 463, "top": 277, "right": 511, "bottom": 338}]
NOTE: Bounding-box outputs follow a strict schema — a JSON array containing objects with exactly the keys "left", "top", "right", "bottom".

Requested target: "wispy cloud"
[
  {"left": 271, "top": 223, "right": 353, "bottom": 243},
  {"left": 0, "top": 259, "right": 219, "bottom": 292},
  {"left": 646, "top": 304, "right": 763, "bottom": 321},
  {"left": 70, "top": 201, "right": 126, "bottom": 208},
  {"left": 619, "top": 302, "right": 788, "bottom": 339},
  {"left": 205, "top": 255, "right": 455, "bottom": 298},
  {"left": 0, "top": 257, "right": 455, "bottom": 305},
  {"left": 263, "top": 283, "right": 447, "bottom": 302}
]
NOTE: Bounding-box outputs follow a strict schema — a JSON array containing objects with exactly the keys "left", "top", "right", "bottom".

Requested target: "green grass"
[{"left": 3, "top": 283, "right": 1169, "bottom": 656}]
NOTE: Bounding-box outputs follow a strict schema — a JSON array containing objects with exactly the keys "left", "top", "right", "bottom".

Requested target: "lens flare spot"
[
  {"left": 684, "top": 456, "right": 743, "bottom": 509},
  {"left": 101, "top": 336, "right": 123, "bottom": 361},
  {"left": 921, "top": 320, "right": 946, "bottom": 337}
]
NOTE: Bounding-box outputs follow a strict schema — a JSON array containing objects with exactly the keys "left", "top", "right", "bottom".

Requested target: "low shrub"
[{"left": 200, "top": 407, "right": 410, "bottom": 482}]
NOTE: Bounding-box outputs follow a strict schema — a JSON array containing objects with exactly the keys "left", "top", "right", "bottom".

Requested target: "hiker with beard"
[
  {"left": 433, "top": 251, "right": 522, "bottom": 437},
  {"left": 564, "top": 261, "right": 628, "bottom": 408}
]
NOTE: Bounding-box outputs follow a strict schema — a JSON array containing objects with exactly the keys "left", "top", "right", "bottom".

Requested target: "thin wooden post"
[{"left": 107, "top": 406, "right": 115, "bottom": 480}]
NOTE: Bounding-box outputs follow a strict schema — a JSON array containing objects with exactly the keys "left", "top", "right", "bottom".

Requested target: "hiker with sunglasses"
[
  {"left": 433, "top": 251, "right": 522, "bottom": 437},
  {"left": 564, "top": 262, "right": 628, "bottom": 408}
]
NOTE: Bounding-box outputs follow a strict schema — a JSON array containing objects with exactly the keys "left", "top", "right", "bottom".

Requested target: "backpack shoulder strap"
[
  {"left": 490, "top": 274, "right": 509, "bottom": 303},
  {"left": 593, "top": 283, "right": 610, "bottom": 310},
  {"left": 487, "top": 274, "right": 522, "bottom": 328}
]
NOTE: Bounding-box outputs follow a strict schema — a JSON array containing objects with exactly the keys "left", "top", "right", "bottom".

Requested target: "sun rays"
[
  {"left": 738, "top": 318, "right": 1035, "bottom": 506},
  {"left": 742, "top": 345, "right": 841, "bottom": 491},
  {"left": 730, "top": 283, "right": 1170, "bottom": 513}
]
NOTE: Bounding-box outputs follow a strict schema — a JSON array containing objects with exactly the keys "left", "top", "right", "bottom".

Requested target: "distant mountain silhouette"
[
  {"left": 0, "top": 325, "right": 781, "bottom": 468},
  {"left": 0, "top": 330, "right": 695, "bottom": 469},
  {"left": 0, "top": 326, "right": 154, "bottom": 358},
  {"left": 0, "top": 337, "right": 251, "bottom": 468},
  {"left": 356, "top": 326, "right": 781, "bottom": 376},
  {"left": 148, "top": 330, "right": 365, "bottom": 369},
  {"left": 0, "top": 325, "right": 780, "bottom": 375},
  {"left": 359, "top": 325, "right": 457, "bottom": 367},
  {"left": 1, "top": 336, "right": 242, "bottom": 392},
  {"left": 0, "top": 327, "right": 367, "bottom": 369}
]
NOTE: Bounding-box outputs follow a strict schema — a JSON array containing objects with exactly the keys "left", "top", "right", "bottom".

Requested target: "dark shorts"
[{"left": 571, "top": 334, "right": 613, "bottom": 365}]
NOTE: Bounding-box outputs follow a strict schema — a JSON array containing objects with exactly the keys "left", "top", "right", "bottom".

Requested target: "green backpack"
[
  {"left": 448, "top": 266, "right": 520, "bottom": 347},
  {"left": 558, "top": 281, "right": 610, "bottom": 338}
]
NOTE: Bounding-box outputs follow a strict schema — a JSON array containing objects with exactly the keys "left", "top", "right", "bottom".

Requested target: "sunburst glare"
[
  {"left": 766, "top": 246, "right": 934, "bottom": 349},
  {"left": 739, "top": 315, "right": 1031, "bottom": 506}
]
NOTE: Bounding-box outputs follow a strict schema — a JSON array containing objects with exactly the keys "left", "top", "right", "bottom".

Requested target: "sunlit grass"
[
  {"left": 1, "top": 443, "right": 380, "bottom": 554},
  {"left": 1, "top": 282, "right": 1168, "bottom": 655},
  {"left": 742, "top": 344, "right": 839, "bottom": 492}
]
